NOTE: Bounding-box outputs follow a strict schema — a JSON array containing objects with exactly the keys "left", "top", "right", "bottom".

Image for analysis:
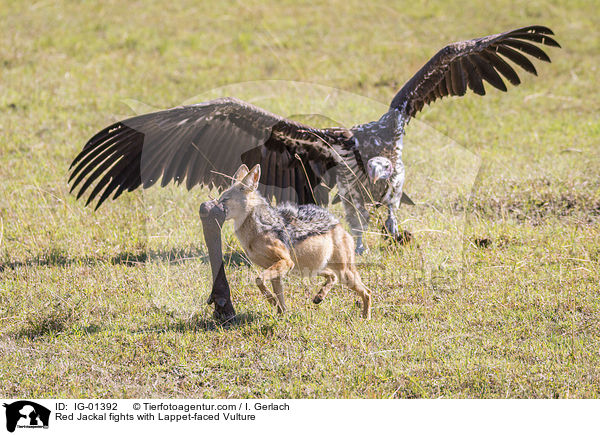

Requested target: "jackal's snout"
[{"left": 217, "top": 164, "right": 261, "bottom": 221}]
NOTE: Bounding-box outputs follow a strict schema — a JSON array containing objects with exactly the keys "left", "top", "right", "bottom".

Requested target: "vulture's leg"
[
  {"left": 342, "top": 197, "right": 370, "bottom": 255},
  {"left": 199, "top": 200, "right": 236, "bottom": 321},
  {"left": 384, "top": 203, "right": 413, "bottom": 245},
  {"left": 354, "top": 233, "right": 367, "bottom": 256},
  {"left": 384, "top": 204, "right": 398, "bottom": 237}
]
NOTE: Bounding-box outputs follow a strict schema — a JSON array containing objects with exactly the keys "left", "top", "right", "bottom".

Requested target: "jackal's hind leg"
[
  {"left": 350, "top": 279, "right": 372, "bottom": 320},
  {"left": 313, "top": 269, "right": 338, "bottom": 304},
  {"left": 340, "top": 267, "right": 372, "bottom": 320}
]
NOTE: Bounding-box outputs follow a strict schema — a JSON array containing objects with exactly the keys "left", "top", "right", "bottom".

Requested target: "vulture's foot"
[
  {"left": 394, "top": 229, "right": 414, "bottom": 245},
  {"left": 382, "top": 225, "right": 414, "bottom": 246},
  {"left": 208, "top": 294, "right": 237, "bottom": 322},
  {"left": 384, "top": 209, "right": 413, "bottom": 245}
]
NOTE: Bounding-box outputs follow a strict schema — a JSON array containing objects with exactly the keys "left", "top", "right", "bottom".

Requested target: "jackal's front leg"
[
  {"left": 313, "top": 269, "right": 338, "bottom": 304},
  {"left": 255, "top": 281, "right": 278, "bottom": 308},
  {"left": 255, "top": 259, "right": 294, "bottom": 314},
  {"left": 270, "top": 278, "right": 287, "bottom": 314}
]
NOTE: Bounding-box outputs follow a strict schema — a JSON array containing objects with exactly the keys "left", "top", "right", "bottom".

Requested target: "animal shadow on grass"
[
  {"left": 16, "top": 313, "right": 101, "bottom": 340},
  {"left": 138, "top": 309, "right": 261, "bottom": 333},
  {"left": 5, "top": 247, "right": 255, "bottom": 336},
  {"left": 0, "top": 247, "right": 250, "bottom": 270},
  {"left": 15, "top": 309, "right": 259, "bottom": 339}
]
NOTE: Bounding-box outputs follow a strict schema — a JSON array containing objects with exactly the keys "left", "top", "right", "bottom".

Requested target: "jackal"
[{"left": 217, "top": 164, "right": 372, "bottom": 319}]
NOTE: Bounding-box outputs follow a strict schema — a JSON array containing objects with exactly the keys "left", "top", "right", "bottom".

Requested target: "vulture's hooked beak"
[{"left": 366, "top": 157, "right": 393, "bottom": 183}]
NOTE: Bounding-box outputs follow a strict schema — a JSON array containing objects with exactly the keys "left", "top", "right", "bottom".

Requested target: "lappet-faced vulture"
[{"left": 70, "top": 26, "right": 560, "bottom": 253}]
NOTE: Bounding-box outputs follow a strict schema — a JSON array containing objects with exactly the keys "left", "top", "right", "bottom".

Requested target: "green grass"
[{"left": 1, "top": 0, "right": 599, "bottom": 398}]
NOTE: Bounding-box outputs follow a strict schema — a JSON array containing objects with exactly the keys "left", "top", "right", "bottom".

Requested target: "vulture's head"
[{"left": 366, "top": 156, "right": 393, "bottom": 183}]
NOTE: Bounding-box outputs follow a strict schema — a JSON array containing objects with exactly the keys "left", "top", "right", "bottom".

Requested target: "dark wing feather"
[
  {"left": 69, "top": 97, "right": 346, "bottom": 208},
  {"left": 389, "top": 25, "right": 560, "bottom": 117}
]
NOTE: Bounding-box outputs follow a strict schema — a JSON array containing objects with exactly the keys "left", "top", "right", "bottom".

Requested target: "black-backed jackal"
[{"left": 217, "top": 164, "right": 372, "bottom": 319}]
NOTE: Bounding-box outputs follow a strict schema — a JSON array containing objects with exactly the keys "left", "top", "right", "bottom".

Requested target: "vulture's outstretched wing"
[
  {"left": 69, "top": 97, "right": 352, "bottom": 208},
  {"left": 389, "top": 26, "right": 560, "bottom": 117}
]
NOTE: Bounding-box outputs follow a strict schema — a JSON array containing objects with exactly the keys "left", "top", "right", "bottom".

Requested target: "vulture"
[{"left": 69, "top": 25, "right": 560, "bottom": 253}]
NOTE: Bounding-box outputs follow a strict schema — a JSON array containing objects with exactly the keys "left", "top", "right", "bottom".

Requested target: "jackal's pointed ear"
[
  {"left": 232, "top": 164, "right": 250, "bottom": 185},
  {"left": 241, "top": 164, "right": 261, "bottom": 192}
]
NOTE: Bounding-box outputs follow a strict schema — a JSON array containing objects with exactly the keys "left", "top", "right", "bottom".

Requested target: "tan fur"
[{"left": 218, "top": 164, "right": 372, "bottom": 319}]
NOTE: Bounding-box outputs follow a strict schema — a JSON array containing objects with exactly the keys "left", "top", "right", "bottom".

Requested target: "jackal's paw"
[{"left": 313, "top": 294, "right": 323, "bottom": 304}]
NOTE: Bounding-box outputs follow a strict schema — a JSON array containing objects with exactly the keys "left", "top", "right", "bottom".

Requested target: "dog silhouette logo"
[{"left": 3, "top": 401, "right": 50, "bottom": 433}]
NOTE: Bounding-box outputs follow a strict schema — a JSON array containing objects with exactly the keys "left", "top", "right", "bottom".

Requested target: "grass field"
[{"left": 1, "top": 0, "right": 599, "bottom": 398}]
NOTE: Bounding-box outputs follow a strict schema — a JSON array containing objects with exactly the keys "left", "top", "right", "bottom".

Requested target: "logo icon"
[{"left": 3, "top": 401, "right": 50, "bottom": 433}]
